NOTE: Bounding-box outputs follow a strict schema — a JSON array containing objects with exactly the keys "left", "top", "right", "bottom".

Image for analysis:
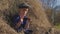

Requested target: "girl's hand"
[
  {"left": 15, "top": 22, "right": 21, "bottom": 28},
  {"left": 28, "top": 18, "right": 32, "bottom": 23}
]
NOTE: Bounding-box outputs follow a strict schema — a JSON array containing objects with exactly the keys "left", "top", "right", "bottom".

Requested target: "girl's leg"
[
  {"left": 15, "top": 24, "right": 23, "bottom": 32},
  {"left": 23, "top": 23, "right": 33, "bottom": 34}
]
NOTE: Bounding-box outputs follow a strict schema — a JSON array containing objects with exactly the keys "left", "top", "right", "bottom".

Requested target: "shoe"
[
  {"left": 17, "top": 27, "right": 23, "bottom": 32},
  {"left": 24, "top": 30, "right": 33, "bottom": 34}
]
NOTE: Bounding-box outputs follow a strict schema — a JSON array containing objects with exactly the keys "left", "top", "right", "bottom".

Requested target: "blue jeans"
[
  {"left": 15, "top": 24, "right": 26, "bottom": 32},
  {"left": 16, "top": 24, "right": 33, "bottom": 34}
]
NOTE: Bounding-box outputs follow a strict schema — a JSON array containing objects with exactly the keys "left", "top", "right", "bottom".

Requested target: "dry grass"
[{"left": 0, "top": 0, "right": 52, "bottom": 34}]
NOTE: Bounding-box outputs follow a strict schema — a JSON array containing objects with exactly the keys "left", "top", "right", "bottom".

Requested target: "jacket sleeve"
[{"left": 12, "top": 15, "right": 20, "bottom": 26}]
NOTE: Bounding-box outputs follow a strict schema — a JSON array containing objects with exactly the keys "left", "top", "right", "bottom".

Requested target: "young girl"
[{"left": 12, "top": 3, "right": 33, "bottom": 34}]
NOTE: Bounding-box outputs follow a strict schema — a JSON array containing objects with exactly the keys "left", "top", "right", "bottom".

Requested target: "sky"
[
  {"left": 53, "top": 0, "right": 60, "bottom": 8},
  {"left": 56, "top": 0, "right": 60, "bottom": 6},
  {"left": 40, "top": 0, "right": 60, "bottom": 8}
]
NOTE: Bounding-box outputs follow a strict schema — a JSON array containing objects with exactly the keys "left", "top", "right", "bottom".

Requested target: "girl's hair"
[{"left": 18, "top": 3, "right": 30, "bottom": 8}]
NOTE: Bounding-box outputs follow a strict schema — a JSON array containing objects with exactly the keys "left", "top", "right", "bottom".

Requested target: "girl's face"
[{"left": 19, "top": 8, "right": 29, "bottom": 18}]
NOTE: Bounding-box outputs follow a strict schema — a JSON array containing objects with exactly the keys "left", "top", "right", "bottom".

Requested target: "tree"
[{"left": 41, "top": 0, "right": 57, "bottom": 25}]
